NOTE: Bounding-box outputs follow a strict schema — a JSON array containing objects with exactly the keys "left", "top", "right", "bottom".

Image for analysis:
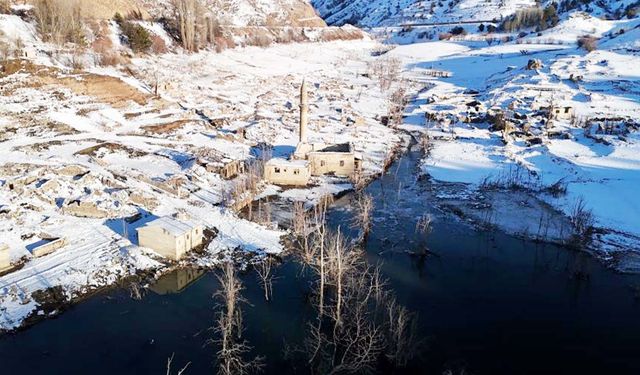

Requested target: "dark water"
[{"left": 1, "top": 147, "right": 640, "bottom": 374}]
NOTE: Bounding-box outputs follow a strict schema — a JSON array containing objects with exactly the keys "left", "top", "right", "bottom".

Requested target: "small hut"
[
  {"left": 264, "top": 158, "right": 311, "bottom": 186},
  {"left": 136, "top": 216, "right": 204, "bottom": 260}
]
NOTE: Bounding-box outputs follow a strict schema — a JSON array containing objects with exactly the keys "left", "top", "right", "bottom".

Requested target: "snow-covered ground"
[
  {"left": 2, "top": 0, "right": 639, "bottom": 331},
  {"left": 389, "top": 14, "right": 640, "bottom": 271},
  {"left": 0, "top": 13, "right": 403, "bottom": 330}
]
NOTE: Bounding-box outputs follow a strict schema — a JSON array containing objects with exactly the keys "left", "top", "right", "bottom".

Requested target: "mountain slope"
[
  {"left": 312, "top": 0, "right": 640, "bottom": 27},
  {"left": 14, "top": 0, "right": 325, "bottom": 26}
]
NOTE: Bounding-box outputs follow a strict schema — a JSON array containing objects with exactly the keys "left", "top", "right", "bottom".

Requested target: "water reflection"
[
  {"left": 149, "top": 268, "right": 206, "bottom": 295},
  {"left": 1, "top": 147, "right": 640, "bottom": 375}
]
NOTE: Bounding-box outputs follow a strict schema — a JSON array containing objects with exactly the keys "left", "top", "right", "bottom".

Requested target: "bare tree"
[
  {"left": 255, "top": 255, "right": 276, "bottom": 301},
  {"left": 292, "top": 201, "right": 307, "bottom": 236},
  {"left": 570, "top": 197, "right": 595, "bottom": 241},
  {"left": 33, "top": 0, "right": 84, "bottom": 45},
  {"left": 290, "top": 200, "right": 419, "bottom": 373},
  {"left": 352, "top": 193, "right": 374, "bottom": 238},
  {"left": 212, "top": 262, "right": 263, "bottom": 375},
  {"left": 387, "top": 87, "right": 407, "bottom": 128},
  {"left": 415, "top": 214, "right": 433, "bottom": 235},
  {"left": 166, "top": 353, "right": 191, "bottom": 375},
  {"left": 173, "top": 0, "right": 199, "bottom": 52},
  {"left": 418, "top": 130, "right": 434, "bottom": 156},
  {"left": 369, "top": 57, "right": 402, "bottom": 91}
]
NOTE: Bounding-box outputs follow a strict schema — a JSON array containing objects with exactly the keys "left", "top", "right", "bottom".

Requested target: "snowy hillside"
[
  {"left": 139, "top": 0, "right": 326, "bottom": 27},
  {"left": 384, "top": 9, "right": 640, "bottom": 271},
  {"left": 8, "top": 0, "right": 326, "bottom": 26},
  {"left": 312, "top": 0, "right": 640, "bottom": 27}
]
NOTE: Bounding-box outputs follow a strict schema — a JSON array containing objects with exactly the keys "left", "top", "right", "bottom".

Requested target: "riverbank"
[
  {"left": 388, "top": 38, "right": 640, "bottom": 273},
  {"left": 2, "top": 137, "right": 640, "bottom": 374}
]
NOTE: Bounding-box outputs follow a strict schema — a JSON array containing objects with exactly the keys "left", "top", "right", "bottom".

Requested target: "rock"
[{"left": 527, "top": 59, "right": 543, "bottom": 70}]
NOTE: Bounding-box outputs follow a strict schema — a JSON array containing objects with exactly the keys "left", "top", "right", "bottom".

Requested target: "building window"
[
  {"left": 564, "top": 108, "right": 570, "bottom": 114},
  {"left": 274, "top": 167, "right": 281, "bottom": 173},
  {"left": 320, "top": 160, "right": 326, "bottom": 167},
  {"left": 294, "top": 169, "right": 300, "bottom": 175},
  {"left": 340, "top": 160, "right": 345, "bottom": 167}
]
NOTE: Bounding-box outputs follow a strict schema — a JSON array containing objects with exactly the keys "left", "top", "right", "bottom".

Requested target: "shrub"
[
  {"left": 245, "top": 34, "right": 272, "bottom": 48},
  {"left": 91, "top": 25, "right": 122, "bottom": 66},
  {"left": 626, "top": 4, "right": 639, "bottom": 19},
  {"left": 577, "top": 35, "right": 598, "bottom": 52},
  {"left": 150, "top": 35, "right": 168, "bottom": 54},
  {"left": 117, "top": 18, "right": 152, "bottom": 53},
  {"left": 478, "top": 23, "right": 485, "bottom": 32},
  {"left": 0, "top": 41, "right": 10, "bottom": 64},
  {"left": 214, "top": 36, "right": 236, "bottom": 53},
  {"left": 569, "top": 197, "right": 595, "bottom": 240},
  {"left": 450, "top": 26, "right": 466, "bottom": 36}
]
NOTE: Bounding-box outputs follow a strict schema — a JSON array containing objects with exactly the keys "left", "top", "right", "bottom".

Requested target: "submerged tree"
[
  {"left": 352, "top": 193, "right": 374, "bottom": 239},
  {"left": 211, "top": 262, "right": 263, "bottom": 375},
  {"left": 255, "top": 255, "right": 276, "bottom": 302}
]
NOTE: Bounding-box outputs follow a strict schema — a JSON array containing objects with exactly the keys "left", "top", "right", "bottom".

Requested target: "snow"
[
  {"left": 386, "top": 11, "right": 640, "bottom": 269},
  {"left": 1, "top": 0, "right": 639, "bottom": 331},
  {"left": 0, "top": 20, "right": 403, "bottom": 329}
]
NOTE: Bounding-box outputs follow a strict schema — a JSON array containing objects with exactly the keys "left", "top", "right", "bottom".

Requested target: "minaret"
[{"left": 299, "top": 80, "right": 308, "bottom": 144}]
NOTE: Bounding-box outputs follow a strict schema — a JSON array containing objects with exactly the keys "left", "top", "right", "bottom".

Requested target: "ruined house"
[
  {"left": 196, "top": 147, "right": 246, "bottom": 180},
  {"left": 0, "top": 243, "right": 11, "bottom": 273},
  {"left": 264, "top": 80, "right": 361, "bottom": 186},
  {"left": 29, "top": 237, "right": 67, "bottom": 258},
  {"left": 63, "top": 199, "right": 110, "bottom": 219},
  {"left": 549, "top": 105, "right": 575, "bottom": 121},
  {"left": 207, "top": 159, "right": 246, "bottom": 180},
  {"left": 136, "top": 215, "right": 204, "bottom": 261},
  {"left": 264, "top": 158, "right": 311, "bottom": 186}
]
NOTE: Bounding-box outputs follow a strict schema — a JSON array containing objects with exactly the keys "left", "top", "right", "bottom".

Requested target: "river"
[{"left": 1, "top": 145, "right": 639, "bottom": 374}]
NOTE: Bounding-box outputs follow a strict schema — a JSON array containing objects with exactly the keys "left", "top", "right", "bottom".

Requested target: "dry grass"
[
  {"left": 150, "top": 35, "right": 168, "bottom": 54},
  {"left": 39, "top": 73, "right": 150, "bottom": 107},
  {"left": 142, "top": 120, "right": 193, "bottom": 134},
  {"left": 577, "top": 35, "right": 598, "bottom": 52}
]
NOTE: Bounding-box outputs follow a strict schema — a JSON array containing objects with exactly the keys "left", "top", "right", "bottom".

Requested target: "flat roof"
[{"left": 139, "top": 216, "right": 200, "bottom": 237}]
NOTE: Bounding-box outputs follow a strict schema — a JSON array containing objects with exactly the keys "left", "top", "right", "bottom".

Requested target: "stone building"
[
  {"left": 0, "top": 244, "right": 11, "bottom": 273},
  {"left": 264, "top": 81, "right": 361, "bottom": 186},
  {"left": 549, "top": 105, "right": 575, "bottom": 121},
  {"left": 296, "top": 142, "right": 360, "bottom": 177},
  {"left": 29, "top": 237, "right": 67, "bottom": 258},
  {"left": 136, "top": 215, "right": 204, "bottom": 261},
  {"left": 264, "top": 158, "right": 311, "bottom": 186},
  {"left": 207, "top": 159, "right": 245, "bottom": 180}
]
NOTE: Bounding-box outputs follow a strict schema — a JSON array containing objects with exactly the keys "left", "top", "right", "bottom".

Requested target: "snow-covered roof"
[{"left": 138, "top": 216, "right": 200, "bottom": 237}]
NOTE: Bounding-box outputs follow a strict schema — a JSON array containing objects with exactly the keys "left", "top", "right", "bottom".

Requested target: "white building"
[
  {"left": 264, "top": 80, "right": 360, "bottom": 186},
  {"left": 264, "top": 158, "right": 311, "bottom": 186},
  {"left": 136, "top": 216, "right": 204, "bottom": 260}
]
